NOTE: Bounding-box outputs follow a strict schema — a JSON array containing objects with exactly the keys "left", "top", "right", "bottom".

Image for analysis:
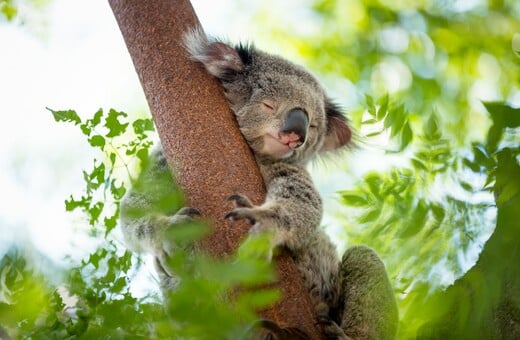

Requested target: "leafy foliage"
[
  {"left": 251, "top": 0, "right": 520, "bottom": 337},
  {"left": 0, "top": 108, "right": 278, "bottom": 338},
  {"left": 48, "top": 107, "right": 153, "bottom": 237}
]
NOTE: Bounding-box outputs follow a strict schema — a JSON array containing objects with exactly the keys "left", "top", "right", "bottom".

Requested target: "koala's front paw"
[
  {"left": 316, "top": 315, "right": 350, "bottom": 340},
  {"left": 227, "top": 194, "right": 254, "bottom": 208},
  {"left": 224, "top": 194, "right": 274, "bottom": 234},
  {"left": 171, "top": 206, "right": 201, "bottom": 221},
  {"left": 160, "top": 206, "right": 201, "bottom": 252},
  {"left": 155, "top": 206, "right": 201, "bottom": 276},
  {"left": 225, "top": 195, "right": 280, "bottom": 261}
]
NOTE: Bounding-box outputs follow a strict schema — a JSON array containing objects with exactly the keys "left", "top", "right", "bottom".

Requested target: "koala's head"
[{"left": 185, "top": 29, "right": 352, "bottom": 165}]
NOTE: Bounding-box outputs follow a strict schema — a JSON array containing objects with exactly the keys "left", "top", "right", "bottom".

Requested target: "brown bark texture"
[{"left": 108, "top": 0, "right": 322, "bottom": 337}]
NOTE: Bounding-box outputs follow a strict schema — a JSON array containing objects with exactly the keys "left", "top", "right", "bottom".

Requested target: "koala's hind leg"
[
  {"left": 153, "top": 207, "right": 201, "bottom": 295},
  {"left": 339, "top": 245, "right": 398, "bottom": 340}
]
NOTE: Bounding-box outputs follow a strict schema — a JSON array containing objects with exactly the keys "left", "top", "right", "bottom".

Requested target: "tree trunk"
[{"left": 108, "top": 0, "right": 322, "bottom": 337}]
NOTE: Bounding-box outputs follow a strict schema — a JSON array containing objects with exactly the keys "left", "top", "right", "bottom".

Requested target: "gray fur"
[{"left": 120, "top": 28, "right": 397, "bottom": 339}]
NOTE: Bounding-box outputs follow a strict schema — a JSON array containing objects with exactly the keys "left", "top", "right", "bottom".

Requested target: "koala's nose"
[{"left": 281, "top": 108, "right": 309, "bottom": 146}]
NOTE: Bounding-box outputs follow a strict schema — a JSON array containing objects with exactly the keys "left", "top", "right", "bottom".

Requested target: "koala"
[{"left": 120, "top": 28, "right": 398, "bottom": 339}]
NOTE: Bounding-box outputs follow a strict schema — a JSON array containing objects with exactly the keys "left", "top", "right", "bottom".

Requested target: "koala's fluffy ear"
[
  {"left": 320, "top": 100, "right": 352, "bottom": 152},
  {"left": 184, "top": 28, "right": 250, "bottom": 81}
]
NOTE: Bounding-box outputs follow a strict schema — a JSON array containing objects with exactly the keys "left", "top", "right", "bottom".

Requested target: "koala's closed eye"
[{"left": 261, "top": 100, "right": 276, "bottom": 113}]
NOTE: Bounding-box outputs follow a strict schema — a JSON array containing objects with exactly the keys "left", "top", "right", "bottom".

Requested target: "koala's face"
[{"left": 185, "top": 30, "right": 351, "bottom": 164}]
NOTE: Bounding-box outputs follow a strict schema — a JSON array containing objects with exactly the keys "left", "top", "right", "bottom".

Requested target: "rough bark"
[{"left": 108, "top": 0, "right": 322, "bottom": 337}]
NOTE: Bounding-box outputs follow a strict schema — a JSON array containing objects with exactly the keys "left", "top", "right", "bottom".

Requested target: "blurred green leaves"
[
  {"left": 162, "top": 227, "right": 278, "bottom": 338},
  {"left": 339, "top": 99, "right": 519, "bottom": 338},
  {"left": 0, "top": 107, "right": 279, "bottom": 338},
  {"left": 364, "top": 94, "right": 414, "bottom": 151}
]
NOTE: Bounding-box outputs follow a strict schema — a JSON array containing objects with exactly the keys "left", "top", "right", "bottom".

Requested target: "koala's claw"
[
  {"left": 176, "top": 207, "right": 201, "bottom": 217},
  {"left": 225, "top": 195, "right": 259, "bottom": 225},
  {"left": 316, "top": 315, "right": 347, "bottom": 339},
  {"left": 227, "top": 194, "right": 254, "bottom": 208},
  {"left": 224, "top": 208, "right": 256, "bottom": 225},
  {"left": 316, "top": 315, "right": 333, "bottom": 326}
]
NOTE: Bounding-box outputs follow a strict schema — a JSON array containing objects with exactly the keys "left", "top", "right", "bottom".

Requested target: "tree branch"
[{"left": 108, "top": 0, "right": 322, "bottom": 337}]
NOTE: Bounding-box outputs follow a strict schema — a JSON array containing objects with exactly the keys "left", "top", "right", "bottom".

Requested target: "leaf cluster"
[
  {"left": 1, "top": 108, "right": 279, "bottom": 338},
  {"left": 48, "top": 107, "right": 154, "bottom": 237}
]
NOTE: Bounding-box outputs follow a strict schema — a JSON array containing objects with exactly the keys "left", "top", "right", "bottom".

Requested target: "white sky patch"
[
  {"left": 371, "top": 56, "right": 412, "bottom": 94},
  {"left": 378, "top": 26, "right": 409, "bottom": 54}
]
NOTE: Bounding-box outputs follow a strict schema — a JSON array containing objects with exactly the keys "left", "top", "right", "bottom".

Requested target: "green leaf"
[
  {"left": 340, "top": 192, "right": 369, "bottom": 206},
  {"left": 483, "top": 102, "right": 520, "bottom": 128},
  {"left": 48, "top": 108, "right": 81, "bottom": 126},
  {"left": 65, "top": 195, "right": 89, "bottom": 211},
  {"left": 237, "top": 288, "right": 280, "bottom": 309},
  {"left": 90, "top": 109, "right": 103, "bottom": 128},
  {"left": 109, "top": 152, "right": 116, "bottom": 166},
  {"left": 105, "top": 109, "right": 129, "bottom": 138},
  {"left": 424, "top": 114, "right": 441, "bottom": 140},
  {"left": 366, "top": 94, "right": 376, "bottom": 116},
  {"left": 400, "top": 121, "right": 413, "bottom": 150},
  {"left": 472, "top": 144, "right": 492, "bottom": 166},
  {"left": 132, "top": 118, "right": 155, "bottom": 135},
  {"left": 136, "top": 148, "right": 149, "bottom": 165},
  {"left": 86, "top": 162, "right": 106, "bottom": 192},
  {"left": 486, "top": 124, "right": 502, "bottom": 152},
  {"left": 431, "top": 203, "right": 445, "bottom": 222},
  {"left": 389, "top": 105, "right": 406, "bottom": 137},
  {"left": 88, "top": 135, "right": 105, "bottom": 149},
  {"left": 165, "top": 221, "right": 209, "bottom": 246},
  {"left": 359, "top": 208, "right": 380, "bottom": 223},
  {"left": 104, "top": 213, "right": 118, "bottom": 236},
  {"left": 88, "top": 249, "right": 107, "bottom": 269},
  {"left": 365, "top": 131, "right": 383, "bottom": 137},
  {"left": 411, "top": 158, "right": 427, "bottom": 171},
  {"left": 460, "top": 181, "right": 473, "bottom": 192},
  {"left": 89, "top": 201, "right": 104, "bottom": 225},
  {"left": 365, "top": 173, "right": 383, "bottom": 196},
  {"left": 377, "top": 94, "right": 389, "bottom": 120},
  {"left": 80, "top": 123, "right": 91, "bottom": 136},
  {"left": 111, "top": 277, "right": 127, "bottom": 293},
  {"left": 399, "top": 199, "right": 428, "bottom": 238},
  {"left": 110, "top": 180, "right": 126, "bottom": 200}
]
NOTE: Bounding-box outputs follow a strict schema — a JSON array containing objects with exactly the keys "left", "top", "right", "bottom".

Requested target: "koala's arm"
[
  {"left": 227, "top": 162, "right": 322, "bottom": 251},
  {"left": 119, "top": 145, "right": 185, "bottom": 255}
]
